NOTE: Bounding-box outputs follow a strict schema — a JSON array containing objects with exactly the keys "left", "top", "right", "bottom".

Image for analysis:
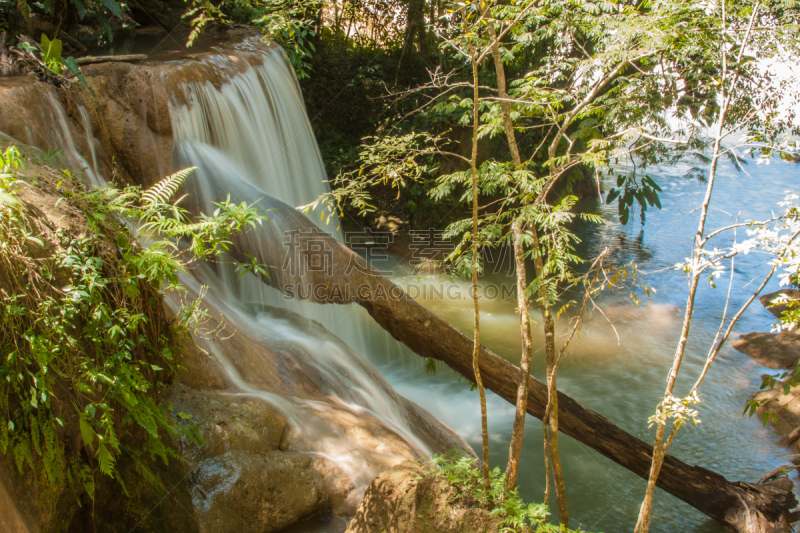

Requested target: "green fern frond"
[{"left": 141, "top": 167, "right": 197, "bottom": 208}]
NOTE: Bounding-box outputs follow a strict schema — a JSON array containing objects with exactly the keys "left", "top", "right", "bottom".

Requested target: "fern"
[
  {"left": 140, "top": 167, "right": 197, "bottom": 208},
  {"left": 0, "top": 156, "right": 269, "bottom": 506}
]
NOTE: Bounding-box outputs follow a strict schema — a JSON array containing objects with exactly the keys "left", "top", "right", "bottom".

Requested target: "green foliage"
[
  {"left": 605, "top": 174, "right": 662, "bottom": 226},
  {"left": 253, "top": 0, "right": 321, "bottom": 79},
  {"left": 742, "top": 369, "right": 800, "bottom": 427},
  {"left": 39, "top": 33, "right": 62, "bottom": 72},
  {"left": 184, "top": 0, "right": 322, "bottom": 78},
  {"left": 303, "top": 131, "right": 446, "bottom": 220},
  {"left": 431, "top": 451, "right": 589, "bottom": 532},
  {"left": 14, "top": 0, "right": 126, "bottom": 42},
  {"left": 0, "top": 154, "right": 268, "bottom": 503}
]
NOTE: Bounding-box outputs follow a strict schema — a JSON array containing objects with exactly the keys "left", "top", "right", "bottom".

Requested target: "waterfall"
[
  {"left": 170, "top": 49, "right": 331, "bottom": 215},
  {"left": 0, "top": 42, "right": 455, "bottom": 522},
  {"left": 166, "top": 46, "right": 435, "bottom": 494}
]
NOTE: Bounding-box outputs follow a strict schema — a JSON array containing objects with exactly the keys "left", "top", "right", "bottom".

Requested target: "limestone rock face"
[{"left": 345, "top": 461, "right": 500, "bottom": 533}]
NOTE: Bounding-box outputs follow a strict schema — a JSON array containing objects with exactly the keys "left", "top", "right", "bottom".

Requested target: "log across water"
[{"left": 223, "top": 195, "right": 797, "bottom": 533}]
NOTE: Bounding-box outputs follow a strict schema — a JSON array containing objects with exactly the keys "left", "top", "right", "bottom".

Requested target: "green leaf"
[
  {"left": 97, "top": 0, "right": 122, "bottom": 18},
  {"left": 97, "top": 444, "right": 115, "bottom": 475},
  {"left": 63, "top": 57, "right": 88, "bottom": 86},
  {"left": 620, "top": 207, "right": 630, "bottom": 226},
  {"left": 605, "top": 188, "right": 620, "bottom": 204},
  {"left": 94, "top": 12, "right": 114, "bottom": 42},
  {"left": 79, "top": 417, "right": 95, "bottom": 446},
  {"left": 40, "top": 33, "right": 51, "bottom": 54},
  {"left": 40, "top": 33, "right": 61, "bottom": 64},
  {"left": 0, "top": 191, "right": 21, "bottom": 207},
  {"left": 74, "top": 0, "right": 86, "bottom": 19},
  {"left": 18, "top": 0, "right": 30, "bottom": 20}
]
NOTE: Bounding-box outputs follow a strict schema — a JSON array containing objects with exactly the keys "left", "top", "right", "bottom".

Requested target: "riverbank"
[{"left": 734, "top": 290, "right": 800, "bottom": 471}]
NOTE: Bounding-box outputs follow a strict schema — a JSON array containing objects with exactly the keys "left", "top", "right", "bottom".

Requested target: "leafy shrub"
[
  {"left": 0, "top": 148, "right": 267, "bottom": 502},
  {"left": 431, "top": 451, "right": 591, "bottom": 533}
]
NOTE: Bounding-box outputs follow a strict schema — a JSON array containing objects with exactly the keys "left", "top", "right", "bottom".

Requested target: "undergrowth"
[
  {"left": 431, "top": 451, "right": 590, "bottom": 533},
  {"left": 0, "top": 145, "right": 267, "bottom": 504}
]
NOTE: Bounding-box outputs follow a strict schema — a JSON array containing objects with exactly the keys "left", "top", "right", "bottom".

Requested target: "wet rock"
[
  {"left": 759, "top": 289, "right": 800, "bottom": 321},
  {"left": 169, "top": 387, "right": 289, "bottom": 462},
  {"left": 731, "top": 331, "right": 800, "bottom": 369},
  {"left": 344, "top": 460, "right": 500, "bottom": 533},
  {"left": 190, "top": 450, "right": 327, "bottom": 533},
  {"left": 170, "top": 387, "right": 334, "bottom": 530},
  {"left": 752, "top": 380, "right": 800, "bottom": 464},
  {"left": 169, "top": 303, "right": 474, "bottom": 518}
]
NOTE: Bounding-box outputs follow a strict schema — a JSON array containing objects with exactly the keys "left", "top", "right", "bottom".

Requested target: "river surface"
[{"left": 353, "top": 157, "right": 800, "bottom": 533}]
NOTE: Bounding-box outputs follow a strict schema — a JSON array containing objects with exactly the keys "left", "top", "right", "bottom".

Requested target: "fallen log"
[
  {"left": 75, "top": 54, "right": 148, "bottom": 65},
  {"left": 207, "top": 187, "right": 798, "bottom": 532},
  {"left": 362, "top": 292, "right": 797, "bottom": 532}
]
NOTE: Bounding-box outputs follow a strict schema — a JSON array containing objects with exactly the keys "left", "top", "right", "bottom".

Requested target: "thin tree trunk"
[
  {"left": 633, "top": 2, "right": 762, "bottom": 530},
  {"left": 487, "top": 22, "right": 534, "bottom": 491},
  {"left": 333, "top": 0, "right": 341, "bottom": 36},
  {"left": 487, "top": 21, "right": 567, "bottom": 522},
  {"left": 543, "top": 308, "right": 568, "bottom": 526},
  {"left": 506, "top": 218, "right": 534, "bottom": 489},
  {"left": 468, "top": 36, "right": 491, "bottom": 495}
]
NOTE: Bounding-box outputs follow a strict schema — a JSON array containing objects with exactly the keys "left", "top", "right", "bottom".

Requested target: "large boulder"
[
  {"left": 167, "top": 294, "right": 475, "bottom": 527},
  {"left": 344, "top": 460, "right": 500, "bottom": 533},
  {"left": 189, "top": 449, "right": 327, "bottom": 533}
]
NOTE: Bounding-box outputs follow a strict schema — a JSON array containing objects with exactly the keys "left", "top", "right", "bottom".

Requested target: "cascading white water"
[
  {"left": 167, "top": 44, "right": 437, "bottom": 496},
  {"left": 0, "top": 44, "right": 440, "bottom": 510},
  {"left": 170, "top": 49, "right": 333, "bottom": 222}
]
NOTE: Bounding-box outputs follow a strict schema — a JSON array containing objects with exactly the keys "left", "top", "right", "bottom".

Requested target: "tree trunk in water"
[{"left": 222, "top": 198, "right": 798, "bottom": 533}]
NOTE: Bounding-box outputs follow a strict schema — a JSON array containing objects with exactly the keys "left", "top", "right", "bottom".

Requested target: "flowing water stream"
[
  {"left": 3, "top": 41, "right": 800, "bottom": 532},
  {"left": 380, "top": 157, "right": 800, "bottom": 532}
]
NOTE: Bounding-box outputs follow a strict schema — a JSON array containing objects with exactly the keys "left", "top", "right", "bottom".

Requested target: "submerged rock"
[
  {"left": 731, "top": 331, "right": 800, "bottom": 369},
  {"left": 731, "top": 289, "right": 800, "bottom": 369},
  {"left": 344, "top": 460, "right": 500, "bottom": 533}
]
